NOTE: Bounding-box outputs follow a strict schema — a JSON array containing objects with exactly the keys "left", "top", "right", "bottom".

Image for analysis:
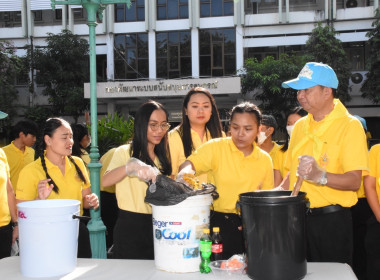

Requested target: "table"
[{"left": 0, "top": 257, "right": 357, "bottom": 280}]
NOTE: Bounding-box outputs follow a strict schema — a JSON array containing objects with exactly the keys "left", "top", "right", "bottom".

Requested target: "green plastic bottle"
[{"left": 199, "top": 228, "right": 212, "bottom": 273}]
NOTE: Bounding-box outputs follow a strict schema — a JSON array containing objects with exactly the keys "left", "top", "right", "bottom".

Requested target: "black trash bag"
[{"left": 145, "top": 175, "right": 217, "bottom": 206}]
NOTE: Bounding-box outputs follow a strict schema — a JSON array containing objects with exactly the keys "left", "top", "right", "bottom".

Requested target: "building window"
[
  {"left": 343, "top": 42, "right": 368, "bottom": 71},
  {"left": 115, "top": 0, "right": 145, "bottom": 22},
  {"left": 156, "top": 31, "right": 192, "bottom": 79},
  {"left": 114, "top": 33, "right": 149, "bottom": 80},
  {"left": 200, "top": 0, "right": 233, "bottom": 17},
  {"left": 157, "top": 0, "right": 188, "bottom": 20},
  {"left": 199, "top": 28, "right": 236, "bottom": 77}
]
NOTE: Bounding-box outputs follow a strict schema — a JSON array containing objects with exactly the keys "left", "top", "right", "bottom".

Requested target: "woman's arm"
[
  {"left": 364, "top": 175, "right": 380, "bottom": 222},
  {"left": 82, "top": 187, "right": 99, "bottom": 210},
  {"left": 7, "top": 178, "right": 19, "bottom": 243}
]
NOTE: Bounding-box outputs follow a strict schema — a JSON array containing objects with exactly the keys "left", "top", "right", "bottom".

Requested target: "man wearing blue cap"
[
  {"left": 280, "top": 62, "right": 369, "bottom": 265},
  {"left": 0, "top": 110, "right": 19, "bottom": 259}
]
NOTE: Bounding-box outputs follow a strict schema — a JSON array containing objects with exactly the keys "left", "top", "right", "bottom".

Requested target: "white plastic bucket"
[
  {"left": 17, "top": 199, "right": 81, "bottom": 278},
  {"left": 151, "top": 194, "right": 212, "bottom": 273}
]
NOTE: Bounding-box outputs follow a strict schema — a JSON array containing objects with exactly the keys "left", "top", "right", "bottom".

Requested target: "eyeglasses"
[{"left": 149, "top": 122, "right": 171, "bottom": 132}]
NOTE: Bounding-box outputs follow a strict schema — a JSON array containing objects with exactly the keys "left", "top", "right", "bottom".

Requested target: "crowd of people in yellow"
[{"left": 0, "top": 62, "right": 379, "bottom": 280}]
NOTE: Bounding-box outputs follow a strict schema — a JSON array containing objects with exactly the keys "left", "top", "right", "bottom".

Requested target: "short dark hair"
[
  {"left": 11, "top": 120, "right": 38, "bottom": 140},
  {"left": 230, "top": 102, "right": 262, "bottom": 126}
]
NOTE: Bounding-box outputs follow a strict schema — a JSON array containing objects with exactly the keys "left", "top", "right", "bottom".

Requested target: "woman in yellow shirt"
[
  {"left": 178, "top": 102, "right": 274, "bottom": 258},
  {"left": 16, "top": 118, "right": 99, "bottom": 258},
  {"left": 169, "top": 87, "right": 224, "bottom": 183},
  {"left": 102, "top": 101, "right": 172, "bottom": 259},
  {"left": 70, "top": 123, "right": 91, "bottom": 166}
]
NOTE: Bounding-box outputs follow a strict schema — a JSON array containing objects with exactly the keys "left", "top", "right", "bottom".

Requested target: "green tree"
[
  {"left": 361, "top": 9, "right": 380, "bottom": 104},
  {"left": 241, "top": 54, "right": 308, "bottom": 134},
  {"left": 30, "top": 30, "right": 90, "bottom": 122},
  {"left": 305, "top": 22, "right": 352, "bottom": 103},
  {"left": 0, "top": 40, "right": 24, "bottom": 127}
]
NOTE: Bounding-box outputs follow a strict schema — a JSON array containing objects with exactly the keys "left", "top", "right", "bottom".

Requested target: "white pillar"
[
  {"left": 191, "top": 28, "right": 199, "bottom": 78},
  {"left": 149, "top": 31, "right": 156, "bottom": 79},
  {"left": 106, "top": 33, "right": 114, "bottom": 81},
  {"left": 236, "top": 25, "right": 244, "bottom": 74}
]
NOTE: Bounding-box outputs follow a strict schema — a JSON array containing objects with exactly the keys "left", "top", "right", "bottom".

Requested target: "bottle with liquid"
[
  {"left": 211, "top": 227, "right": 223, "bottom": 261},
  {"left": 199, "top": 228, "right": 212, "bottom": 273}
]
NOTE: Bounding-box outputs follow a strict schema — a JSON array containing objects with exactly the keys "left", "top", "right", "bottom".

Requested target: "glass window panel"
[
  {"left": 125, "top": 4, "right": 136, "bottom": 21},
  {"left": 156, "top": 33, "right": 168, "bottom": 57},
  {"left": 169, "top": 32, "right": 179, "bottom": 44},
  {"left": 127, "top": 49, "right": 136, "bottom": 67},
  {"left": 138, "top": 59, "right": 149, "bottom": 77},
  {"left": 224, "top": 54, "right": 236, "bottom": 75},
  {"left": 199, "top": 31, "right": 211, "bottom": 55},
  {"left": 181, "top": 57, "right": 192, "bottom": 76},
  {"left": 114, "top": 35, "right": 125, "bottom": 49},
  {"left": 169, "top": 45, "right": 179, "bottom": 69},
  {"left": 211, "top": 0, "right": 223, "bottom": 16},
  {"left": 168, "top": 0, "right": 179, "bottom": 19},
  {"left": 169, "top": 71, "right": 180, "bottom": 78},
  {"left": 137, "top": 8, "right": 145, "bottom": 21},
  {"left": 213, "top": 43, "right": 223, "bottom": 68},
  {"left": 157, "top": 6, "right": 166, "bottom": 20},
  {"left": 114, "top": 60, "right": 126, "bottom": 79},
  {"left": 212, "top": 69, "right": 223, "bottom": 76},
  {"left": 158, "top": 0, "right": 166, "bottom": 4},
  {"left": 180, "top": 0, "right": 188, "bottom": 4},
  {"left": 211, "top": 30, "right": 223, "bottom": 42},
  {"left": 157, "top": 58, "right": 168, "bottom": 78},
  {"left": 137, "top": 34, "right": 148, "bottom": 58},
  {"left": 126, "top": 34, "right": 136, "bottom": 47},
  {"left": 224, "top": 1, "right": 233, "bottom": 15},
  {"left": 200, "top": 3, "right": 210, "bottom": 17},
  {"left": 137, "top": 0, "right": 145, "bottom": 5},
  {"left": 200, "top": 55, "right": 211, "bottom": 76},
  {"left": 180, "top": 32, "right": 191, "bottom": 56},
  {"left": 116, "top": 8, "right": 124, "bottom": 22},
  {"left": 179, "top": 5, "right": 188, "bottom": 18},
  {"left": 224, "top": 29, "right": 235, "bottom": 53}
]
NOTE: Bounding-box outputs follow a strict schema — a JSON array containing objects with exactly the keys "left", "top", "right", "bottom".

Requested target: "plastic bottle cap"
[
  {"left": 213, "top": 227, "right": 220, "bottom": 232},
  {"left": 203, "top": 228, "right": 210, "bottom": 234}
]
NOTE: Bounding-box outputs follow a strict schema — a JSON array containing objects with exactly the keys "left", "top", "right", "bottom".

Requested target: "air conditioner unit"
[{"left": 349, "top": 71, "right": 368, "bottom": 96}]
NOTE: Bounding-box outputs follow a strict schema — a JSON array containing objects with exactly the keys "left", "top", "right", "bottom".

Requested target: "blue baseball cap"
[
  {"left": 0, "top": 111, "right": 8, "bottom": 119},
  {"left": 282, "top": 62, "right": 338, "bottom": 90}
]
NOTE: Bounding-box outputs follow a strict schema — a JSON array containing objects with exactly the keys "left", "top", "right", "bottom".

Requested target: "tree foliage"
[
  {"left": 0, "top": 40, "right": 24, "bottom": 126},
  {"left": 30, "top": 30, "right": 90, "bottom": 122},
  {"left": 305, "top": 22, "right": 352, "bottom": 103},
  {"left": 241, "top": 54, "right": 308, "bottom": 134},
  {"left": 361, "top": 9, "right": 380, "bottom": 104}
]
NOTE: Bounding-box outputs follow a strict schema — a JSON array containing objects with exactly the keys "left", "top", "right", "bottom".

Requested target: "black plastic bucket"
[{"left": 239, "top": 190, "right": 307, "bottom": 280}]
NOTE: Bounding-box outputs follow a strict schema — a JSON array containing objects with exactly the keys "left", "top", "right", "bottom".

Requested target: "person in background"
[
  {"left": 16, "top": 117, "right": 99, "bottom": 258},
  {"left": 99, "top": 147, "right": 118, "bottom": 252},
  {"left": 273, "top": 107, "right": 307, "bottom": 186},
  {"left": 280, "top": 62, "right": 369, "bottom": 265},
  {"left": 169, "top": 87, "right": 224, "bottom": 183},
  {"left": 364, "top": 143, "right": 380, "bottom": 280},
  {"left": 350, "top": 115, "right": 372, "bottom": 280},
  {"left": 0, "top": 111, "right": 18, "bottom": 259},
  {"left": 70, "top": 123, "right": 91, "bottom": 166},
  {"left": 178, "top": 102, "right": 274, "bottom": 259},
  {"left": 102, "top": 101, "right": 172, "bottom": 260},
  {"left": 3, "top": 120, "right": 38, "bottom": 190},
  {"left": 257, "top": 114, "right": 281, "bottom": 161}
]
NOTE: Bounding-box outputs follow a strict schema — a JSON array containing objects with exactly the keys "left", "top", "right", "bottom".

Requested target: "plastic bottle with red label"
[{"left": 211, "top": 227, "right": 223, "bottom": 261}]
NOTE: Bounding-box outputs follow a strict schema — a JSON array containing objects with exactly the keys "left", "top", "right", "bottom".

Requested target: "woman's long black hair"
[
  {"left": 38, "top": 118, "right": 87, "bottom": 194},
  {"left": 70, "top": 123, "right": 89, "bottom": 158},
  {"left": 130, "top": 100, "right": 172, "bottom": 176},
  {"left": 178, "top": 87, "right": 223, "bottom": 157},
  {"left": 280, "top": 106, "right": 307, "bottom": 152}
]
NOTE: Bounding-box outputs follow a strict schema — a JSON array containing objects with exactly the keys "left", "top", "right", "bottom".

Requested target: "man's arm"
[{"left": 7, "top": 178, "right": 18, "bottom": 243}]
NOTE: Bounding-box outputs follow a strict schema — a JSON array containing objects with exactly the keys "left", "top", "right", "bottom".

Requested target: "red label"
[{"left": 212, "top": 244, "right": 223, "bottom": 253}]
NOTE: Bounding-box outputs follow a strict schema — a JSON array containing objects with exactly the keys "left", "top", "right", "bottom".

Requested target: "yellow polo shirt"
[
  {"left": 169, "top": 127, "right": 224, "bottom": 184},
  {"left": 273, "top": 148, "right": 287, "bottom": 179},
  {"left": 188, "top": 137, "right": 274, "bottom": 213},
  {"left": 2, "top": 142, "right": 35, "bottom": 190},
  {"left": 285, "top": 102, "right": 369, "bottom": 208},
  {"left": 268, "top": 141, "right": 282, "bottom": 162},
  {"left": 368, "top": 144, "right": 380, "bottom": 203},
  {"left": 0, "top": 148, "right": 11, "bottom": 227},
  {"left": 100, "top": 148, "right": 116, "bottom": 193},
  {"left": 16, "top": 156, "right": 90, "bottom": 215},
  {"left": 107, "top": 144, "right": 159, "bottom": 214}
]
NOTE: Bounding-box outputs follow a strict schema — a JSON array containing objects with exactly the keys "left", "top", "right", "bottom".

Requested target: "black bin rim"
[{"left": 239, "top": 190, "right": 307, "bottom": 205}]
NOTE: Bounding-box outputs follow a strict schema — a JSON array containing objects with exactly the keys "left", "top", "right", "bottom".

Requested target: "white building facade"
[{"left": 0, "top": 0, "right": 379, "bottom": 129}]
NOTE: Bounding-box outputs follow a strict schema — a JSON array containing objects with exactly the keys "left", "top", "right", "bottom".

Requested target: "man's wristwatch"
[
  {"left": 318, "top": 171, "right": 328, "bottom": 186},
  {"left": 11, "top": 221, "right": 18, "bottom": 228}
]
